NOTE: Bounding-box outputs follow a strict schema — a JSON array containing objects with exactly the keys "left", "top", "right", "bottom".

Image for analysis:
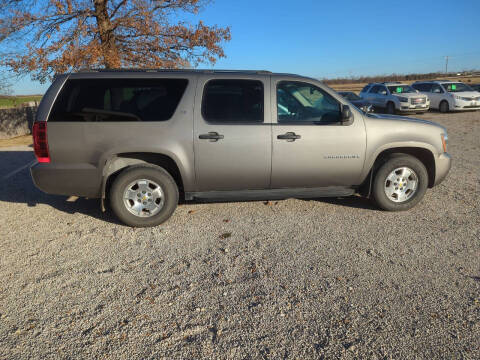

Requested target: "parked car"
[
  {"left": 469, "top": 84, "right": 480, "bottom": 92},
  {"left": 338, "top": 91, "right": 374, "bottom": 113},
  {"left": 412, "top": 80, "right": 480, "bottom": 112},
  {"left": 31, "top": 70, "right": 451, "bottom": 227},
  {"left": 359, "top": 82, "right": 430, "bottom": 114}
]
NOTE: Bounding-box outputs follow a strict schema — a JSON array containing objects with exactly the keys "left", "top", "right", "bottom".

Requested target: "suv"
[
  {"left": 31, "top": 70, "right": 451, "bottom": 227},
  {"left": 412, "top": 80, "right": 480, "bottom": 112},
  {"left": 360, "top": 82, "right": 430, "bottom": 114}
]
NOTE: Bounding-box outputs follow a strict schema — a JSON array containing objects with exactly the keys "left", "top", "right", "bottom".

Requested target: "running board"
[{"left": 185, "top": 187, "right": 355, "bottom": 202}]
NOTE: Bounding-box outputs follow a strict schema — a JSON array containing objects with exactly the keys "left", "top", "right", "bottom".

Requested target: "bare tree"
[{"left": 0, "top": 0, "right": 231, "bottom": 82}]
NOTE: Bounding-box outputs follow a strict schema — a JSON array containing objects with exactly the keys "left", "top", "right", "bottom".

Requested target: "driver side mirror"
[{"left": 341, "top": 105, "right": 354, "bottom": 124}]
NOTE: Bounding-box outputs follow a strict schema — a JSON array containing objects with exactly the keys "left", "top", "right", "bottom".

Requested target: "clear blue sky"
[{"left": 8, "top": 0, "right": 480, "bottom": 94}]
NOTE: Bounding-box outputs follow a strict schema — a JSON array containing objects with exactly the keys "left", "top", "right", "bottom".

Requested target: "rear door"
[
  {"left": 193, "top": 75, "right": 271, "bottom": 191},
  {"left": 270, "top": 78, "right": 366, "bottom": 188}
]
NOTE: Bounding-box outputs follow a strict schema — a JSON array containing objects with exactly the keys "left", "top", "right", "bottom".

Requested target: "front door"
[
  {"left": 429, "top": 84, "right": 444, "bottom": 109},
  {"left": 271, "top": 79, "right": 366, "bottom": 188},
  {"left": 193, "top": 76, "right": 271, "bottom": 191}
]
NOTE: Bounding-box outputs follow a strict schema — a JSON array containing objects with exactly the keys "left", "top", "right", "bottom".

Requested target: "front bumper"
[
  {"left": 434, "top": 153, "right": 451, "bottom": 186},
  {"left": 399, "top": 102, "right": 430, "bottom": 112},
  {"left": 31, "top": 162, "right": 102, "bottom": 198},
  {"left": 452, "top": 98, "right": 480, "bottom": 110}
]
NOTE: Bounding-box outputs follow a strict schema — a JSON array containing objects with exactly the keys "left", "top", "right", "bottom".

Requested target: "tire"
[
  {"left": 110, "top": 165, "right": 179, "bottom": 227},
  {"left": 386, "top": 102, "right": 395, "bottom": 114},
  {"left": 372, "top": 154, "right": 428, "bottom": 211},
  {"left": 439, "top": 100, "right": 449, "bottom": 113}
]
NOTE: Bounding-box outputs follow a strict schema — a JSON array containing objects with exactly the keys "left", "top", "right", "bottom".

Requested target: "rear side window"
[
  {"left": 202, "top": 79, "right": 264, "bottom": 123},
  {"left": 413, "top": 83, "right": 432, "bottom": 92},
  {"left": 49, "top": 78, "right": 188, "bottom": 122}
]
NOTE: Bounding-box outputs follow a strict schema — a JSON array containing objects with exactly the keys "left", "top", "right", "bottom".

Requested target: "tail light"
[{"left": 33, "top": 121, "right": 50, "bottom": 163}]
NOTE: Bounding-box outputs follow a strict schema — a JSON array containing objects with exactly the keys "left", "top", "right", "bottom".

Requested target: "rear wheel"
[
  {"left": 386, "top": 102, "right": 395, "bottom": 114},
  {"left": 372, "top": 154, "right": 428, "bottom": 211},
  {"left": 110, "top": 166, "right": 179, "bottom": 227},
  {"left": 439, "top": 100, "right": 449, "bottom": 113}
]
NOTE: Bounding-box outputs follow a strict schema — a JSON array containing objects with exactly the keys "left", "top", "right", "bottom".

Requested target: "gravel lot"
[{"left": 0, "top": 111, "right": 479, "bottom": 359}]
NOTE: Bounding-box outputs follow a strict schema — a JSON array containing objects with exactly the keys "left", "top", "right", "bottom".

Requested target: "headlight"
[
  {"left": 453, "top": 95, "right": 469, "bottom": 101},
  {"left": 441, "top": 133, "right": 448, "bottom": 153},
  {"left": 398, "top": 97, "right": 409, "bottom": 102}
]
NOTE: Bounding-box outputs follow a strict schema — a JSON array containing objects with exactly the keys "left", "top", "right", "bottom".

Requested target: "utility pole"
[{"left": 445, "top": 56, "right": 449, "bottom": 74}]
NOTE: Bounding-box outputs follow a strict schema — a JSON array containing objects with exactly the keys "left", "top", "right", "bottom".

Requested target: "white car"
[
  {"left": 412, "top": 81, "right": 480, "bottom": 112},
  {"left": 360, "top": 82, "right": 430, "bottom": 114}
]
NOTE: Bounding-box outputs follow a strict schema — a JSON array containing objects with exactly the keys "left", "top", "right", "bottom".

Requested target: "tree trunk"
[{"left": 93, "top": 0, "right": 119, "bottom": 68}]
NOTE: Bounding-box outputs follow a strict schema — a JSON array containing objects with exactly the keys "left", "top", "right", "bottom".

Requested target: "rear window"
[
  {"left": 49, "top": 78, "right": 188, "bottom": 122},
  {"left": 202, "top": 79, "right": 264, "bottom": 123}
]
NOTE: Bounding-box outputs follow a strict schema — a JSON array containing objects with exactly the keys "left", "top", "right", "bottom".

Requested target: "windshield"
[
  {"left": 442, "top": 83, "right": 472, "bottom": 92},
  {"left": 339, "top": 92, "right": 361, "bottom": 101},
  {"left": 387, "top": 85, "right": 416, "bottom": 94}
]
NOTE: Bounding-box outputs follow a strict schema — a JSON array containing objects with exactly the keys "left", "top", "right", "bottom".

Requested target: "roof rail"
[{"left": 86, "top": 68, "right": 272, "bottom": 74}]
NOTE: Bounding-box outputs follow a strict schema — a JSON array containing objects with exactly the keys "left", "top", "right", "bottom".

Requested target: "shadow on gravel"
[
  {"left": 0, "top": 151, "right": 123, "bottom": 225},
  {"left": 309, "top": 196, "right": 378, "bottom": 210},
  {"left": 1, "top": 151, "right": 376, "bottom": 225}
]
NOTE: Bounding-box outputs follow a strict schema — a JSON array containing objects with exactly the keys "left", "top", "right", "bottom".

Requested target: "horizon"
[{"left": 2, "top": 0, "right": 480, "bottom": 95}]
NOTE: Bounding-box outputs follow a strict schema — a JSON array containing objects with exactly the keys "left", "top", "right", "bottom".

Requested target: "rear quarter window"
[{"left": 49, "top": 78, "right": 188, "bottom": 122}]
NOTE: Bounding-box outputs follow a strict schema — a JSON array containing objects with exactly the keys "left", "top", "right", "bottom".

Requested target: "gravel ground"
[{"left": 0, "top": 111, "right": 479, "bottom": 359}]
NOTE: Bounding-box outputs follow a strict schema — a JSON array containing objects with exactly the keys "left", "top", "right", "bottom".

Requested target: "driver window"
[
  {"left": 277, "top": 81, "right": 341, "bottom": 123},
  {"left": 431, "top": 84, "right": 443, "bottom": 93}
]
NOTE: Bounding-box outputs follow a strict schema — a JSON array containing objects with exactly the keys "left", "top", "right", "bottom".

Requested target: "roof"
[
  {"left": 65, "top": 68, "right": 323, "bottom": 83},
  {"left": 413, "top": 79, "right": 457, "bottom": 84}
]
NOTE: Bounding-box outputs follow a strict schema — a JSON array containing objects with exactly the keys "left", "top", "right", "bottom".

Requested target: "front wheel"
[
  {"left": 372, "top": 154, "right": 428, "bottom": 211},
  {"left": 110, "top": 166, "right": 179, "bottom": 227},
  {"left": 439, "top": 100, "right": 449, "bottom": 113},
  {"left": 386, "top": 102, "right": 395, "bottom": 114}
]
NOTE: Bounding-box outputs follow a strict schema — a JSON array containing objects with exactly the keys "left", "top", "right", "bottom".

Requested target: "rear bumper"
[
  {"left": 434, "top": 153, "right": 451, "bottom": 186},
  {"left": 31, "top": 162, "right": 102, "bottom": 198}
]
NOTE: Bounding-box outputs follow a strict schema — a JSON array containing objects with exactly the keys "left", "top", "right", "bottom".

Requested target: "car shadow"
[
  {"left": 304, "top": 196, "right": 377, "bottom": 210},
  {"left": 0, "top": 151, "right": 123, "bottom": 225},
  {"left": 1, "top": 151, "right": 376, "bottom": 225}
]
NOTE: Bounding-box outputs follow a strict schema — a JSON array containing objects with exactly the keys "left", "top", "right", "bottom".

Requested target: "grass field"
[
  {"left": 0, "top": 95, "right": 43, "bottom": 109},
  {"left": 0, "top": 134, "right": 32, "bottom": 148}
]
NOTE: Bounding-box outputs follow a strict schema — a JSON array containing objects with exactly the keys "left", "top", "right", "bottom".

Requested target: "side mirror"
[{"left": 341, "top": 105, "right": 354, "bottom": 124}]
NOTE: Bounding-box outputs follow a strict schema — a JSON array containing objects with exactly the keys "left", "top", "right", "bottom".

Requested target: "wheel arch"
[
  {"left": 359, "top": 146, "right": 436, "bottom": 196},
  {"left": 101, "top": 152, "right": 185, "bottom": 205}
]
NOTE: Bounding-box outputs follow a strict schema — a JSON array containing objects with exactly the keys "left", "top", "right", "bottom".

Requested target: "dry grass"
[
  {"left": 0, "top": 134, "right": 32, "bottom": 148},
  {"left": 0, "top": 95, "right": 42, "bottom": 109}
]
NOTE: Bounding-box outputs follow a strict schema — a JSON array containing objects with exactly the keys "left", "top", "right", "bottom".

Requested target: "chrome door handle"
[
  {"left": 199, "top": 132, "right": 224, "bottom": 142},
  {"left": 277, "top": 132, "right": 301, "bottom": 142}
]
